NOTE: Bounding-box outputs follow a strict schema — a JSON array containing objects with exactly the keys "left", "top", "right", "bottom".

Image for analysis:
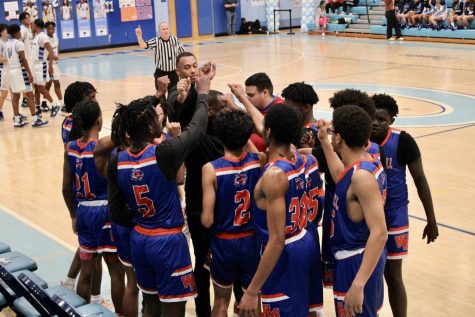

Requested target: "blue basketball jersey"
[
  {"left": 155, "top": 132, "right": 170, "bottom": 144},
  {"left": 210, "top": 152, "right": 261, "bottom": 235},
  {"left": 303, "top": 122, "right": 318, "bottom": 132},
  {"left": 62, "top": 115, "right": 73, "bottom": 145},
  {"left": 330, "top": 159, "right": 387, "bottom": 254},
  {"left": 380, "top": 128, "right": 408, "bottom": 209},
  {"left": 67, "top": 139, "right": 107, "bottom": 202},
  {"left": 254, "top": 152, "right": 307, "bottom": 245},
  {"left": 366, "top": 141, "right": 381, "bottom": 161},
  {"left": 303, "top": 154, "right": 324, "bottom": 227},
  {"left": 116, "top": 144, "right": 184, "bottom": 229}
]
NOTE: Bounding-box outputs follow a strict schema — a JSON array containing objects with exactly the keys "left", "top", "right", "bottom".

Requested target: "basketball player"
[
  {"left": 316, "top": 105, "right": 387, "bottom": 317},
  {"left": 0, "top": 23, "right": 9, "bottom": 121},
  {"left": 300, "top": 89, "right": 383, "bottom": 290},
  {"left": 62, "top": 81, "right": 97, "bottom": 144},
  {"left": 62, "top": 100, "right": 124, "bottom": 314},
  {"left": 42, "top": 0, "right": 56, "bottom": 22},
  {"left": 44, "top": 22, "right": 64, "bottom": 109},
  {"left": 5, "top": 24, "right": 48, "bottom": 127},
  {"left": 78, "top": 0, "right": 90, "bottom": 20},
  {"left": 20, "top": 12, "right": 33, "bottom": 109},
  {"left": 371, "top": 94, "right": 438, "bottom": 317},
  {"left": 239, "top": 104, "right": 320, "bottom": 317},
  {"left": 61, "top": 0, "right": 73, "bottom": 21},
  {"left": 108, "top": 62, "right": 215, "bottom": 317},
  {"left": 201, "top": 110, "right": 264, "bottom": 316},
  {"left": 31, "top": 19, "right": 60, "bottom": 117}
]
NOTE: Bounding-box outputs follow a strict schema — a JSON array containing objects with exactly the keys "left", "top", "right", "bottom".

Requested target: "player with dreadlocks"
[
  {"left": 108, "top": 62, "right": 215, "bottom": 317},
  {"left": 62, "top": 100, "right": 125, "bottom": 314},
  {"left": 62, "top": 81, "right": 98, "bottom": 144}
]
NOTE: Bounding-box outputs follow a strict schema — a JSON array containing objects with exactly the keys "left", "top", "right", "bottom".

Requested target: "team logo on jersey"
[
  {"left": 130, "top": 169, "right": 144, "bottom": 182},
  {"left": 295, "top": 177, "right": 304, "bottom": 190},
  {"left": 75, "top": 158, "right": 83, "bottom": 170},
  {"left": 306, "top": 178, "right": 312, "bottom": 189},
  {"left": 234, "top": 174, "right": 248, "bottom": 187}
]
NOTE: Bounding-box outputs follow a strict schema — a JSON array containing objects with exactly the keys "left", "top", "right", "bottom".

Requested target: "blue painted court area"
[{"left": 0, "top": 208, "right": 112, "bottom": 297}]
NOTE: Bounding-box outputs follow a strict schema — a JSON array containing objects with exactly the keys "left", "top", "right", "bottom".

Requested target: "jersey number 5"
[
  {"left": 234, "top": 190, "right": 251, "bottom": 226},
  {"left": 133, "top": 185, "right": 156, "bottom": 217}
]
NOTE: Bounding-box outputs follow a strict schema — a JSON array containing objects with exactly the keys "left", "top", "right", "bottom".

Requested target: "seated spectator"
[
  {"left": 343, "top": 0, "right": 359, "bottom": 15},
  {"left": 407, "top": 0, "right": 424, "bottom": 27},
  {"left": 419, "top": 0, "right": 435, "bottom": 28},
  {"left": 316, "top": 1, "right": 329, "bottom": 36},
  {"left": 429, "top": 0, "right": 448, "bottom": 29},
  {"left": 326, "top": 0, "right": 344, "bottom": 14},
  {"left": 397, "top": 0, "right": 414, "bottom": 27},
  {"left": 448, "top": 0, "right": 464, "bottom": 30},
  {"left": 457, "top": 0, "right": 474, "bottom": 29},
  {"left": 239, "top": 18, "right": 267, "bottom": 34}
]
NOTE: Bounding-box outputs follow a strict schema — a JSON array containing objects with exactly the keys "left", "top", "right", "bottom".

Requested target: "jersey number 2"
[
  {"left": 234, "top": 190, "right": 251, "bottom": 226},
  {"left": 133, "top": 185, "right": 156, "bottom": 217}
]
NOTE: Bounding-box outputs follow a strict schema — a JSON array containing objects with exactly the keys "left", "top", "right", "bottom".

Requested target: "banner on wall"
[
  {"left": 250, "top": 0, "right": 265, "bottom": 6},
  {"left": 76, "top": 0, "right": 92, "bottom": 37},
  {"left": 4, "top": 1, "right": 20, "bottom": 21},
  {"left": 60, "top": 0, "right": 75, "bottom": 39},
  {"left": 41, "top": 0, "right": 56, "bottom": 22},
  {"left": 119, "top": 0, "right": 152, "bottom": 22},
  {"left": 93, "top": 0, "right": 108, "bottom": 36},
  {"left": 23, "top": 0, "right": 39, "bottom": 20}
]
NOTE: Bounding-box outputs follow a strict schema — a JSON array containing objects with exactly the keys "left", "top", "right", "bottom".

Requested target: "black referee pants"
[{"left": 154, "top": 68, "right": 179, "bottom": 93}]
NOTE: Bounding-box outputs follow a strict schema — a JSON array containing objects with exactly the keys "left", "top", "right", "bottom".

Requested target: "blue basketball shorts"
[
  {"left": 76, "top": 201, "right": 116, "bottom": 260},
  {"left": 385, "top": 205, "right": 409, "bottom": 260},
  {"left": 111, "top": 224, "right": 133, "bottom": 267},
  {"left": 322, "top": 206, "right": 335, "bottom": 288},
  {"left": 333, "top": 250, "right": 386, "bottom": 317},
  {"left": 204, "top": 232, "right": 259, "bottom": 289},
  {"left": 260, "top": 230, "right": 323, "bottom": 317},
  {"left": 131, "top": 226, "right": 197, "bottom": 303}
]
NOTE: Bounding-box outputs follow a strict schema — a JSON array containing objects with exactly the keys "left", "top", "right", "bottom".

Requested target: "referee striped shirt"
[{"left": 146, "top": 36, "right": 185, "bottom": 72}]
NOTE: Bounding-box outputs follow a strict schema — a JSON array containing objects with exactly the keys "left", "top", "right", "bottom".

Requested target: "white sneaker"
[
  {"left": 32, "top": 118, "right": 49, "bottom": 127},
  {"left": 322, "top": 33, "right": 326, "bottom": 37},
  {"left": 50, "top": 103, "right": 61, "bottom": 117},
  {"left": 398, "top": 37, "right": 405, "bottom": 41},
  {"left": 388, "top": 37, "right": 395, "bottom": 41}
]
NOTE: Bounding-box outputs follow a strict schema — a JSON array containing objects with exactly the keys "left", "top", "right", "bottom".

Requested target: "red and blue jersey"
[
  {"left": 254, "top": 151, "right": 308, "bottom": 245},
  {"left": 155, "top": 132, "right": 170, "bottom": 144},
  {"left": 303, "top": 154, "right": 324, "bottom": 228},
  {"left": 116, "top": 144, "right": 184, "bottom": 230},
  {"left": 67, "top": 139, "right": 107, "bottom": 202},
  {"left": 62, "top": 115, "right": 73, "bottom": 145},
  {"left": 303, "top": 122, "right": 318, "bottom": 132},
  {"left": 330, "top": 159, "right": 386, "bottom": 254},
  {"left": 379, "top": 128, "right": 407, "bottom": 209},
  {"left": 210, "top": 152, "right": 261, "bottom": 236}
]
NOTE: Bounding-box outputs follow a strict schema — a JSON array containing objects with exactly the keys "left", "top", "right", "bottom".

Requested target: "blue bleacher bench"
[
  {"left": 370, "top": 25, "right": 475, "bottom": 39},
  {"left": 0, "top": 242, "right": 10, "bottom": 254},
  {"left": 328, "top": 13, "right": 359, "bottom": 23},
  {"left": 0, "top": 251, "right": 37, "bottom": 273},
  {"left": 0, "top": 270, "right": 48, "bottom": 309}
]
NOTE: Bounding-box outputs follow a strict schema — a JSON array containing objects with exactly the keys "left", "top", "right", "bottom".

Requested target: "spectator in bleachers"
[
  {"left": 406, "top": 0, "right": 424, "bottom": 27},
  {"left": 397, "top": 0, "right": 414, "bottom": 28},
  {"left": 458, "top": 0, "right": 474, "bottom": 29},
  {"left": 316, "top": 1, "right": 329, "bottom": 36},
  {"left": 429, "top": 0, "right": 448, "bottom": 29},
  {"left": 343, "top": 0, "right": 360, "bottom": 15},
  {"left": 419, "top": 0, "right": 435, "bottom": 29},
  {"left": 448, "top": 0, "right": 464, "bottom": 29},
  {"left": 385, "top": 0, "right": 404, "bottom": 40},
  {"left": 326, "top": 0, "right": 344, "bottom": 13}
]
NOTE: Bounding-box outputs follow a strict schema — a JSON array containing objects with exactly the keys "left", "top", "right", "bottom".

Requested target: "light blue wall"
[
  {"left": 239, "top": 0, "right": 301, "bottom": 27},
  {"left": 154, "top": 0, "right": 170, "bottom": 31}
]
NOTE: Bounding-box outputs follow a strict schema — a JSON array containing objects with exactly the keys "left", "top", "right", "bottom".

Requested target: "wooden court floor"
[{"left": 1, "top": 33, "right": 474, "bottom": 316}]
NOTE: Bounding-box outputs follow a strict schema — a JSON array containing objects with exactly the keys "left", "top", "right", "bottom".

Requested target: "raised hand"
[
  {"left": 227, "top": 83, "right": 246, "bottom": 101},
  {"left": 156, "top": 75, "right": 170, "bottom": 96},
  {"left": 167, "top": 122, "right": 182, "bottom": 137}
]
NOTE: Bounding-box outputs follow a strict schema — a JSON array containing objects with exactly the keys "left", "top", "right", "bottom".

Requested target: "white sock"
[
  {"left": 31, "top": 115, "right": 38, "bottom": 121},
  {"left": 90, "top": 294, "right": 102, "bottom": 304},
  {"left": 14, "top": 115, "right": 21, "bottom": 123},
  {"left": 63, "top": 277, "right": 76, "bottom": 290}
]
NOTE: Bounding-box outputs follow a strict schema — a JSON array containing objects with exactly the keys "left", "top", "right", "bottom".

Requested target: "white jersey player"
[
  {"left": 45, "top": 22, "right": 63, "bottom": 109},
  {"left": 61, "top": 1, "right": 72, "bottom": 20},
  {"left": 0, "top": 24, "right": 9, "bottom": 121}
]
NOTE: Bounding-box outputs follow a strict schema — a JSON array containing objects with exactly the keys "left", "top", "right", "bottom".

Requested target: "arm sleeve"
[
  {"left": 177, "top": 38, "right": 185, "bottom": 53},
  {"left": 107, "top": 154, "right": 134, "bottom": 227},
  {"left": 397, "top": 131, "right": 421, "bottom": 165},
  {"left": 156, "top": 94, "right": 209, "bottom": 180},
  {"left": 167, "top": 86, "right": 198, "bottom": 127},
  {"left": 145, "top": 37, "right": 157, "bottom": 49},
  {"left": 312, "top": 146, "right": 329, "bottom": 175}
]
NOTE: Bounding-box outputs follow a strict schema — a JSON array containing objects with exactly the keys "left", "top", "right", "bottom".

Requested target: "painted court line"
[{"left": 408, "top": 214, "right": 475, "bottom": 237}]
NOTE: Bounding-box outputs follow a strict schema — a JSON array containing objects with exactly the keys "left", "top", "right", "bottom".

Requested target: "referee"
[{"left": 135, "top": 22, "right": 185, "bottom": 92}]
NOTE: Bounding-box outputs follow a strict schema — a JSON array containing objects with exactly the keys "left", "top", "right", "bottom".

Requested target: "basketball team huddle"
[
  {"left": 58, "top": 50, "right": 439, "bottom": 317},
  {"left": 0, "top": 12, "right": 62, "bottom": 127}
]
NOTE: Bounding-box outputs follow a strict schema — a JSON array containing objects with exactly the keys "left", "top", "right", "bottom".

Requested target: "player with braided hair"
[
  {"left": 108, "top": 62, "right": 216, "bottom": 317},
  {"left": 62, "top": 81, "right": 97, "bottom": 144},
  {"left": 62, "top": 100, "right": 124, "bottom": 314}
]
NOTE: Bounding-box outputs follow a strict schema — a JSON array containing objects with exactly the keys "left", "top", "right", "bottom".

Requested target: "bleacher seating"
[
  {"left": 0, "top": 242, "right": 10, "bottom": 254},
  {"left": 0, "top": 251, "right": 38, "bottom": 273}
]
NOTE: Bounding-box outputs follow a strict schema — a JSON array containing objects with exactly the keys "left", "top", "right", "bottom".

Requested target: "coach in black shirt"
[{"left": 135, "top": 22, "right": 185, "bottom": 92}]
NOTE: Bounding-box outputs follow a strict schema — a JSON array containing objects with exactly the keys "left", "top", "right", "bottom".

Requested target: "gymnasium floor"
[{"left": 1, "top": 33, "right": 475, "bottom": 316}]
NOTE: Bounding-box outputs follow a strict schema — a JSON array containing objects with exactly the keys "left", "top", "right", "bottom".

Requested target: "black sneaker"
[
  {"left": 21, "top": 98, "right": 28, "bottom": 108},
  {"left": 14, "top": 118, "right": 29, "bottom": 128},
  {"left": 61, "top": 105, "right": 67, "bottom": 113},
  {"left": 0, "top": 112, "right": 4, "bottom": 121},
  {"left": 32, "top": 118, "right": 49, "bottom": 127},
  {"left": 50, "top": 104, "right": 60, "bottom": 118},
  {"left": 40, "top": 101, "right": 50, "bottom": 112}
]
